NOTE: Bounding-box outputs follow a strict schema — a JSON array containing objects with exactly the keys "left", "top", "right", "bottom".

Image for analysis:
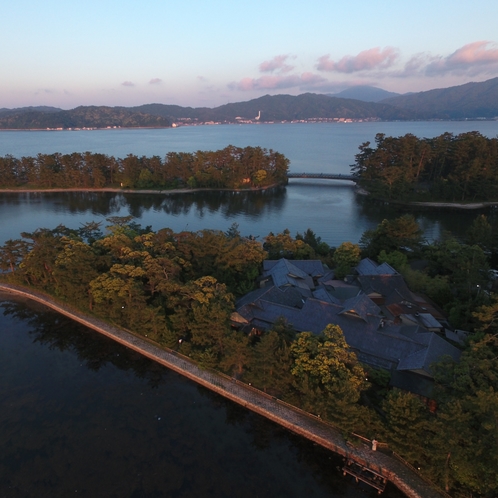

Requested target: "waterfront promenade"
[{"left": 0, "top": 282, "right": 447, "bottom": 498}]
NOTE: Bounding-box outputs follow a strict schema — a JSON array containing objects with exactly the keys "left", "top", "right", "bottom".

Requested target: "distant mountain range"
[
  {"left": 0, "top": 77, "right": 497, "bottom": 129},
  {"left": 380, "top": 77, "right": 498, "bottom": 119},
  {"left": 131, "top": 93, "right": 414, "bottom": 122},
  {"left": 328, "top": 86, "right": 401, "bottom": 102}
]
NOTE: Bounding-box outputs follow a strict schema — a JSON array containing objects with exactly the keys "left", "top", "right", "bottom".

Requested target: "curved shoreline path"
[{"left": 0, "top": 282, "right": 446, "bottom": 498}]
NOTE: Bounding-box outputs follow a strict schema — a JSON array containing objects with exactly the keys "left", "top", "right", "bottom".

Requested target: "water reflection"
[
  {"left": 0, "top": 186, "right": 490, "bottom": 247},
  {"left": 1, "top": 300, "right": 169, "bottom": 388},
  {"left": 0, "top": 298, "right": 406, "bottom": 497},
  {"left": 0, "top": 188, "right": 287, "bottom": 220}
]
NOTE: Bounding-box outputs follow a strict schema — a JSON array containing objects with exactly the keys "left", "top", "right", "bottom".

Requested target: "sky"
[{"left": 3, "top": 0, "right": 498, "bottom": 109}]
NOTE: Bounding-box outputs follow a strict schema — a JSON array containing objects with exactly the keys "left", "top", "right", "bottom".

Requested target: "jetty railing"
[{"left": 287, "top": 172, "right": 357, "bottom": 181}]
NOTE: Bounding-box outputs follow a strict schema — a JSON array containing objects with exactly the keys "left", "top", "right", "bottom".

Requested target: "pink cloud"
[
  {"left": 425, "top": 41, "right": 498, "bottom": 75},
  {"left": 149, "top": 78, "right": 162, "bottom": 85},
  {"left": 448, "top": 41, "right": 498, "bottom": 65},
  {"left": 229, "top": 73, "right": 328, "bottom": 92},
  {"left": 259, "top": 55, "right": 295, "bottom": 73},
  {"left": 316, "top": 47, "right": 399, "bottom": 73},
  {"left": 122, "top": 81, "right": 135, "bottom": 87}
]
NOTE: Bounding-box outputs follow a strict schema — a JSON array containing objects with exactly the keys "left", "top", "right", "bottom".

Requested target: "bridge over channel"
[{"left": 287, "top": 172, "right": 357, "bottom": 181}]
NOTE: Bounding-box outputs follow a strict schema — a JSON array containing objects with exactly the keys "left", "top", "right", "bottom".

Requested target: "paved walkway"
[{"left": 0, "top": 282, "right": 447, "bottom": 498}]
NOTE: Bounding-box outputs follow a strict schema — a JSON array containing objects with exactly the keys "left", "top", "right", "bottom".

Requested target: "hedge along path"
[{"left": 0, "top": 282, "right": 447, "bottom": 498}]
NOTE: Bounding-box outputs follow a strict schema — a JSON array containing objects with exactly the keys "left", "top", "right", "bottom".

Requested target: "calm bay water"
[
  {"left": 1, "top": 122, "right": 498, "bottom": 497},
  {"left": 1, "top": 121, "right": 497, "bottom": 247},
  {"left": 1, "top": 121, "right": 498, "bottom": 175},
  {"left": 0, "top": 297, "right": 406, "bottom": 498}
]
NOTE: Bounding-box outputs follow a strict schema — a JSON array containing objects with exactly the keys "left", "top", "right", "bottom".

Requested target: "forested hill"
[
  {"left": 132, "top": 93, "right": 416, "bottom": 122},
  {"left": 0, "top": 106, "right": 171, "bottom": 129},
  {"left": 381, "top": 77, "right": 498, "bottom": 119},
  {"left": 0, "top": 94, "right": 416, "bottom": 129},
  {"left": 2, "top": 76, "right": 497, "bottom": 128}
]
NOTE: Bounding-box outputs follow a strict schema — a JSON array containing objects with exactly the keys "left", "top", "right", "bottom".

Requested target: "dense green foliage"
[
  {"left": 2, "top": 215, "right": 498, "bottom": 496},
  {"left": 0, "top": 106, "right": 171, "bottom": 129},
  {"left": 358, "top": 214, "right": 498, "bottom": 496},
  {"left": 352, "top": 131, "right": 498, "bottom": 202},
  {"left": 0, "top": 146, "right": 289, "bottom": 190}
]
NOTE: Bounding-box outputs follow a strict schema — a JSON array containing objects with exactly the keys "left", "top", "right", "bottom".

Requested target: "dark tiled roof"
[
  {"left": 401, "top": 313, "right": 443, "bottom": 330},
  {"left": 317, "top": 270, "right": 336, "bottom": 284},
  {"left": 357, "top": 275, "right": 413, "bottom": 303},
  {"left": 321, "top": 280, "right": 362, "bottom": 300},
  {"left": 397, "top": 327, "right": 461, "bottom": 375},
  {"left": 236, "top": 284, "right": 305, "bottom": 310},
  {"left": 340, "top": 294, "right": 381, "bottom": 321},
  {"left": 263, "top": 259, "right": 315, "bottom": 290},
  {"left": 312, "top": 287, "right": 341, "bottom": 304},
  {"left": 356, "top": 258, "right": 397, "bottom": 276},
  {"left": 235, "top": 260, "right": 459, "bottom": 384},
  {"left": 263, "top": 259, "right": 326, "bottom": 277},
  {"left": 377, "top": 262, "right": 397, "bottom": 275}
]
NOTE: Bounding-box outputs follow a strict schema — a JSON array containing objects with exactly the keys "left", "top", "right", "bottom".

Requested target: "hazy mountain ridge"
[
  {"left": 0, "top": 95, "right": 416, "bottom": 129},
  {"left": 327, "top": 86, "right": 401, "bottom": 102},
  {"left": 0, "top": 106, "right": 63, "bottom": 117},
  {"left": 381, "top": 77, "right": 498, "bottom": 118},
  {"left": 200, "top": 93, "right": 414, "bottom": 121},
  {"left": 1, "top": 77, "right": 497, "bottom": 129}
]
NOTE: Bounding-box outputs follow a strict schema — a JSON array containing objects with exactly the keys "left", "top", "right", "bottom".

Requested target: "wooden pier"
[{"left": 343, "top": 458, "right": 387, "bottom": 494}]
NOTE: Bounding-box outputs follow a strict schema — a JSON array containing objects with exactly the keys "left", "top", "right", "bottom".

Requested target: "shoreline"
[
  {"left": 0, "top": 281, "right": 445, "bottom": 498},
  {"left": 355, "top": 187, "right": 498, "bottom": 210},
  {"left": 0, "top": 183, "right": 283, "bottom": 195},
  {"left": 1, "top": 185, "right": 496, "bottom": 210},
  {"left": 2, "top": 185, "right": 497, "bottom": 209}
]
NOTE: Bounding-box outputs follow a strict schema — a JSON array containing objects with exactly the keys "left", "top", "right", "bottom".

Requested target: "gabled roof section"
[
  {"left": 397, "top": 328, "right": 461, "bottom": 376},
  {"left": 401, "top": 313, "right": 443, "bottom": 330},
  {"left": 319, "top": 279, "right": 362, "bottom": 300},
  {"left": 263, "top": 259, "right": 326, "bottom": 277},
  {"left": 377, "top": 262, "right": 398, "bottom": 275},
  {"left": 340, "top": 294, "right": 381, "bottom": 321},
  {"left": 356, "top": 258, "right": 397, "bottom": 276},
  {"left": 357, "top": 275, "right": 413, "bottom": 303},
  {"left": 312, "top": 287, "right": 342, "bottom": 304},
  {"left": 236, "top": 284, "right": 305, "bottom": 310},
  {"left": 317, "top": 270, "right": 336, "bottom": 285},
  {"left": 263, "top": 258, "right": 315, "bottom": 290}
]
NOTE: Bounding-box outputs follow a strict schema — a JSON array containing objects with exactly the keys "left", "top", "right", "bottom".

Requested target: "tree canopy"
[
  {"left": 352, "top": 131, "right": 498, "bottom": 202},
  {"left": 0, "top": 145, "right": 289, "bottom": 190}
]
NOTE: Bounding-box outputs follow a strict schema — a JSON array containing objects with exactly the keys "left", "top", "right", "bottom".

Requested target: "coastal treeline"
[
  {"left": 0, "top": 145, "right": 289, "bottom": 190},
  {"left": 1, "top": 218, "right": 498, "bottom": 497},
  {"left": 352, "top": 131, "right": 498, "bottom": 202}
]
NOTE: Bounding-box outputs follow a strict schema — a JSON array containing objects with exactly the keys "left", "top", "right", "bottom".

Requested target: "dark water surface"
[{"left": 0, "top": 297, "right": 405, "bottom": 498}]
